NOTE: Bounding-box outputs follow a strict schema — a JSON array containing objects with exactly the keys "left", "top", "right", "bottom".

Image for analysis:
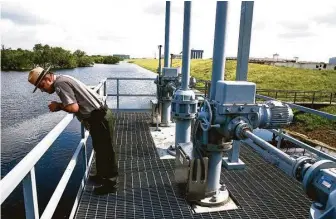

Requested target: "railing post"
[
  {"left": 330, "top": 93, "right": 333, "bottom": 104},
  {"left": 22, "top": 167, "right": 39, "bottom": 219},
  {"left": 117, "top": 79, "right": 120, "bottom": 110},
  {"left": 104, "top": 80, "right": 107, "bottom": 97},
  {"left": 81, "top": 124, "right": 87, "bottom": 172},
  {"left": 312, "top": 92, "right": 316, "bottom": 106},
  {"left": 277, "top": 129, "right": 283, "bottom": 149},
  {"left": 275, "top": 91, "right": 278, "bottom": 99},
  {"left": 294, "top": 92, "right": 297, "bottom": 103}
]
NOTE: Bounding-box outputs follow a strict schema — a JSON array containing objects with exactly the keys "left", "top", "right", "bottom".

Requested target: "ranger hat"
[{"left": 28, "top": 66, "right": 51, "bottom": 93}]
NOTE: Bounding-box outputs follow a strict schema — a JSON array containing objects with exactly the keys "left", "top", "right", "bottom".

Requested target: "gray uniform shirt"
[{"left": 53, "top": 75, "right": 103, "bottom": 120}]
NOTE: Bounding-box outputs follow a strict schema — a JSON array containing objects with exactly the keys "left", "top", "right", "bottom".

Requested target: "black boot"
[
  {"left": 93, "top": 178, "right": 118, "bottom": 195},
  {"left": 88, "top": 174, "right": 104, "bottom": 185}
]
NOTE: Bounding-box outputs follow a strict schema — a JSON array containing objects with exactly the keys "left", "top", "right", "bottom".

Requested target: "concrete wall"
[{"left": 274, "top": 62, "right": 336, "bottom": 70}]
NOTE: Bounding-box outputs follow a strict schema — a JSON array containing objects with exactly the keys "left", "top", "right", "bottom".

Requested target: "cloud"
[
  {"left": 314, "top": 9, "right": 336, "bottom": 26},
  {"left": 252, "top": 21, "right": 266, "bottom": 30},
  {"left": 1, "top": 2, "right": 48, "bottom": 25},
  {"left": 97, "top": 34, "right": 129, "bottom": 42},
  {"left": 278, "top": 31, "right": 316, "bottom": 39},
  {"left": 279, "top": 22, "right": 310, "bottom": 31},
  {"left": 143, "top": 2, "right": 183, "bottom": 16},
  {"left": 277, "top": 21, "right": 315, "bottom": 39}
]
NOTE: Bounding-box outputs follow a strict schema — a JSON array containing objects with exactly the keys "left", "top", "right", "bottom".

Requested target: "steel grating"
[{"left": 75, "top": 112, "right": 311, "bottom": 219}]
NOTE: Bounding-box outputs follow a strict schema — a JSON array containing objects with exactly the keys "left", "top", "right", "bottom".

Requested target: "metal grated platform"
[{"left": 74, "top": 112, "right": 311, "bottom": 219}]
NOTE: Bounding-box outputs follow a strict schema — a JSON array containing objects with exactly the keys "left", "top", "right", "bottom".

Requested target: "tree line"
[{"left": 1, "top": 44, "right": 123, "bottom": 71}]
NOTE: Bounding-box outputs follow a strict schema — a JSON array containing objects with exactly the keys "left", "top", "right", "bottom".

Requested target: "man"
[{"left": 28, "top": 66, "right": 118, "bottom": 195}]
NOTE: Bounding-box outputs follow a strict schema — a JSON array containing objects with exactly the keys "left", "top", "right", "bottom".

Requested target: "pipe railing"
[
  {"left": 106, "top": 77, "right": 156, "bottom": 110},
  {"left": 0, "top": 82, "right": 105, "bottom": 219}
]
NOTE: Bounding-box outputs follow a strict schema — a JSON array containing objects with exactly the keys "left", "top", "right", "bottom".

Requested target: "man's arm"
[{"left": 49, "top": 101, "right": 79, "bottom": 113}]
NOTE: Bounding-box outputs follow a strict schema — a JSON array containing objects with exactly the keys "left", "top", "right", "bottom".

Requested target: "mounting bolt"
[
  {"left": 226, "top": 108, "right": 231, "bottom": 112},
  {"left": 220, "top": 184, "right": 227, "bottom": 191},
  {"left": 210, "top": 195, "right": 217, "bottom": 202},
  {"left": 239, "top": 106, "right": 244, "bottom": 111}
]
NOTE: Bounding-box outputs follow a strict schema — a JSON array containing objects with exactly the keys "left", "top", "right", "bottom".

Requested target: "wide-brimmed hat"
[{"left": 28, "top": 66, "right": 51, "bottom": 93}]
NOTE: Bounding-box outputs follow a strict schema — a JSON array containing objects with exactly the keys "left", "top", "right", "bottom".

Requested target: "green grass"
[
  {"left": 293, "top": 106, "right": 336, "bottom": 131},
  {"left": 128, "top": 59, "right": 336, "bottom": 91}
]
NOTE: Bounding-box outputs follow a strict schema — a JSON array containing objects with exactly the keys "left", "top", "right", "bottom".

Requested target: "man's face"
[{"left": 37, "top": 76, "right": 54, "bottom": 94}]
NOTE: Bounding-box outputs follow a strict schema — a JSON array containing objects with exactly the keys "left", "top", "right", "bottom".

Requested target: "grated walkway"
[{"left": 74, "top": 112, "right": 311, "bottom": 219}]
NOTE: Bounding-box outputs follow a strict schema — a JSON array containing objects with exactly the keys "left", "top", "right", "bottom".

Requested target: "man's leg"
[{"left": 90, "top": 110, "right": 118, "bottom": 194}]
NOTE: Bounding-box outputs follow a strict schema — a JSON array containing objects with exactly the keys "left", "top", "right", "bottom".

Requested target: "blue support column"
[
  {"left": 236, "top": 1, "right": 254, "bottom": 81},
  {"left": 207, "top": 1, "right": 229, "bottom": 194},
  {"left": 181, "top": 2, "right": 191, "bottom": 91},
  {"left": 209, "top": 2, "right": 229, "bottom": 101},
  {"left": 223, "top": 1, "right": 254, "bottom": 170},
  {"left": 161, "top": 1, "right": 172, "bottom": 127},
  {"left": 173, "top": 1, "right": 195, "bottom": 149},
  {"left": 164, "top": 1, "right": 171, "bottom": 68},
  {"left": 223, "top": 141, "right": 245, "bottom": 170}
]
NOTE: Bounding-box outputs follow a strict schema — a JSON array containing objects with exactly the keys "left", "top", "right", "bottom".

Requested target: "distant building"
[
  {"left": 329, "top": 57, "right": 336, "bottom": 65},
  {"left": 191, "top": 49, "right": 204, "bottom": 59},
  {"left": 274, "top": 62, "right": 336, "bottom": 70},
  {"left": 113, "top": 54, "right": 130, "bottom": 59},
  {"left": 171, "top": 49, "right": 204, "bottom": 59},
  {"left": 273, "top": 53, "right": 279, "bottom": 61},
  {"left": 227, "top": 54, "right": 336, "bottom": 70}
]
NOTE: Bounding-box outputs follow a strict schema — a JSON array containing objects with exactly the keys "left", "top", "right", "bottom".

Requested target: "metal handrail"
[
  {"left": 256, "top": 94, "right": 336, "bottom": 120},
  {"left": 0, "top": 81, "right": 105, "bottom": 219},
  {"left": 0, "top": 114, "right": 74, "bottom": 204},
  {"left": 106, "top": 77, "right": 156, "bottom": 110},
  {"left": 270, "top": 129, "right": 336, "bottom": 162}
]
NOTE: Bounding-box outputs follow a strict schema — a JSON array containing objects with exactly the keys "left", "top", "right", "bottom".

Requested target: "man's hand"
[{"left": 48, "top": 101, "right": 62, "bottom": 112}]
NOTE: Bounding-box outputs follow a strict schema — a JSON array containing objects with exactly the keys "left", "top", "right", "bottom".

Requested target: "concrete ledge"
[{"left": 150, "top": 123, "right": 176, "bottom": 159}]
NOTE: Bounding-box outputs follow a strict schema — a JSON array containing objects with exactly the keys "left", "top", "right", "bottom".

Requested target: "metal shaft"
[
  {"left": 206, "top": 1, "right": 229, "bottom": 194},
  {"left": 158, "top": 45, "right": 162, "bottom": 75},
  {"left": 164, "top": 1, "right": 171, "bottom": 68},
  {"left": 181, "top": 1, "right": 191, "bottom": 91},
  {"left": 210, "top": 1, "right": 229, "bottom": 100},
  {"left": 243, "top": 130, "right": 295, "bottom": 165},
  {"left": 161, "top": 101, "right": 171, "bottom": 126},
  {"left": 236, "top": 1, "right": 254, "bottom": 81},
  {"left": 207, "top": 152, "right": 223, "bottom": 193},
  {"left": 175, "top": 120, "right": 191, "bottom": 145}
]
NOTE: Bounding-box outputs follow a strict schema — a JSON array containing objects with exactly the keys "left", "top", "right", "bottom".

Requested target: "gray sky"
[{"left": 1, "top": 0, "right": 336, "bottom": 62}]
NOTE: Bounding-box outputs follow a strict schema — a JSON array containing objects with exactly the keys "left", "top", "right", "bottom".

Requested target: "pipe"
[
  {"left": 207, "top": 152, "right": 223, "bottom": 193},
  {"left": 205, "top": 1, "right": 229, "bottom": 195},
  {"left": 271, "top": 129, "right": 336, "bottom": 162},
  {"left": 164, "top": 1, "right": 171, "bottom": 68},
  {"left": 210, "top": 1, "right": 229, "bottom": 101},
  {"left": 161, "top": 101, "right": 171, "bottom": 126},
  {"left": 175, "top": 120, "right": 191, "bottom": 144},
  {"left": 243, "top": 130, "right": 295, "bottom": 165},
  {"left": 158, "top": 45, "right": 162, "bottom": 75},
  {"left": 236, "top": 1, "right": 254, "bottom": 81},
  {"left": 181, "top": 1, "right": 192, "bottom": 90}
]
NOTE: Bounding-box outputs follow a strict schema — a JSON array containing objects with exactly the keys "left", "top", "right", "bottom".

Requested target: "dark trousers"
[{"left": 87, "top": 108, "right": 118, "bottom": 179}]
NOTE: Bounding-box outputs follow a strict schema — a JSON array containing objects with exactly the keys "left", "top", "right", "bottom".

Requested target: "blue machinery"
[
  {"left": 1, "top": 1, "right": 336, "bottom": 219},
  {"left": 155, "top": 1, "right": 336, "bottom": 218}
]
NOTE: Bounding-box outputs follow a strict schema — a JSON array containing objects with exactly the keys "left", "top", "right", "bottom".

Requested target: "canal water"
[{"left": 1, "top": 63, "right": 156, "bottom": 218}]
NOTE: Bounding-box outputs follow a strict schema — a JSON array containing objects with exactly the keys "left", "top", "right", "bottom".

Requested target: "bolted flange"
[
  {"left": 196, "top": 184, "right": 230, "bottom": 207},
  {"left": 172, "top": 89, "right": 198, "bottom": 120}
]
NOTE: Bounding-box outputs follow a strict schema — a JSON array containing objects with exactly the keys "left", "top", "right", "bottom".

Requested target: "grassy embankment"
[{"left": 129, "top": 58, "right": 336, "bottom": 147}]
